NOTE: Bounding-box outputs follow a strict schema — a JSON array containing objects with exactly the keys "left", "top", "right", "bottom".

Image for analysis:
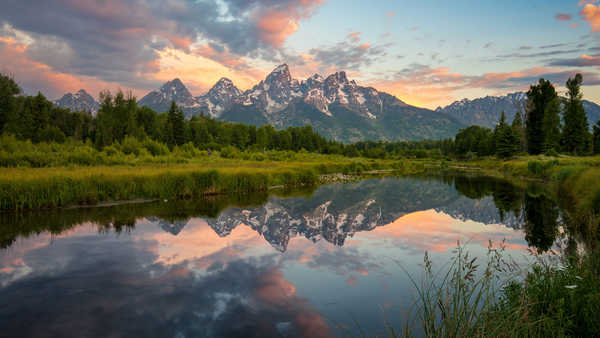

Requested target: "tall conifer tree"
[
  {"left": 526, "top": 79, "right": 559, "bottom": 154},
  {"left": 562, "top": 74, "right": 589, "bottom": 155}
]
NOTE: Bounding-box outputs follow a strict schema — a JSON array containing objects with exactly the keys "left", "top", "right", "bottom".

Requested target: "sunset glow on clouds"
[{"left": 0, "top": 0, "right": 599, "bottom": 107}]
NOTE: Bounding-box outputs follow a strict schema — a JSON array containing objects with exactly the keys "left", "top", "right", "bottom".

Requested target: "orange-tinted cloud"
[
  {"left": 255, "top": 268, "right": 297, "bottom": 305},
  {"left": 581, "top": 4, "right": 600, "bottom": 31},
  {"left": 254, "top": 0, "right": 324, "bottom": 48},
  {"left": 358, "top": 210, "right": 527, "bottom": 254},
  {"left": 149, "top": 219, "right": 266, "bottom": 267},
  {"left": 0, "top": 38, "right": 136, "bottom": 99},
  {"left": 257, "top": 10, "right": 301, "bottom": 48},
  {"left": 347, "top": 31, "right": 361, "bottom": 43},
  {"left": 154, "top": 47, "right": 267, "bottom": 94}
]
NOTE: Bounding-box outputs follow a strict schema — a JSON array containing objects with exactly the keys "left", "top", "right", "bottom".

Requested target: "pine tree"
[
  {"left": 495, "top": 112, "right": 518, "bottom": 158},
  {"left": 526, "top": 79, "right": 559, "bottom": 154},
  {"left": 593, "top": 120, "right": 600, "bottom": 154},
  {"left": 511, "top": 110, "right": 525, "bottom": 152},
  {"left": 543, "top": 96, "right": 561, "bottom": 153},
  {"left": 0, "top": 73, "right": 20, "bottom": 133},
  {"left": 562, "top": 73, "right": 589, "bottom": 155},
  {"left": 166, "top": 101, "right": 185, "bottom": 147}
]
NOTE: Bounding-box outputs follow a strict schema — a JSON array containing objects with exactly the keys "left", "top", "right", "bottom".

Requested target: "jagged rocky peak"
[
  {"left": 326, "top": 71, "right": 350, "bottom": 85},
  {"left": 159, "top": 78, "right": 192, "bottom": 98},
  {"left": 208, "top": 77, "right": 241, "bottom": 96},
  {"left": 54, "top": 89, "right": 100, "bottom": 115},
  {"left": 265, "top": 64, "right": 294, "bottom": 87}
]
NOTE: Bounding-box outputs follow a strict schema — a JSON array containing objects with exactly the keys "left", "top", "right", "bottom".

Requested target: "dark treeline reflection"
[
  {"left": 0, "top": 187, "right": 315, "bottom": 249},
  {"left": 409, "top": 173, "right": 563, "bottom": 252},
  {"left": 0, "top": 174, "right": 573, "bottom": 252}
]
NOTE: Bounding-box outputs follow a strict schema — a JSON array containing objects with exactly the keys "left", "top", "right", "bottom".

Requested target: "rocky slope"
[{"left": 54, "top": 89, "right": 100, "bottom": 115}]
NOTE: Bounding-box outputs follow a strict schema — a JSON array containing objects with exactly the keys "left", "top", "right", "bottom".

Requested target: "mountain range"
[
  {"left": 436, "top": 92, "right": 600, "bottom": 129},
  {"left": 145, "top": 177, "right": 522, "bottom": 252},
  {"left": 54, "top": 64, "right": 600, "bottom": 141}
]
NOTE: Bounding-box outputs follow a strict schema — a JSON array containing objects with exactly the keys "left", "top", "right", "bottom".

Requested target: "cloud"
[
  {"left": 347, "top": 31, "right": 361, "bottom": 43},
  {"left": 581, "top": 4, "right": 600, "bottom": 31},
  {"left": 0, "top": 0, "right": 324, "bottom": 94},
  {"left": 497, "top": 49, "right": 580, "bottom": 58},
  {"left": 540, "top": 43, "right": 570, "bottom": 49},
  {"left": 308, "top": 40, "right": 390, "bottom": 71},
  {"left": 555, "top": 13, "right": 572, "bottom": 21},
  {"left": 369, "top": 63, "right": 600, "bottom": 108},
  {"left": 548, "top": 53, "right": 600, "bottom": 67},
  {"left": 484, "top": 42, "right": 494, "bottom": 49},
  {"left": 0, "top": 230, "right": 334, "bottom": 338},
  {"left": 0, "top": 37, "right": 134, "bottom": 99},
  {"left": 385, "top": 11, "right": 395, "bottom": 18}
]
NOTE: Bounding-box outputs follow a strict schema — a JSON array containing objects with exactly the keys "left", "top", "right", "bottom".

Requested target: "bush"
[
  {"left": 120, "top": 136, "right": 143, "bottom": 156},
  {"left": 142, "top": 138, "right": 169, "bottom": 156},
  {"left": 220, "top": 146, "right": 240, "bottom": 159},
  {"left": 103, "top": 144, "right": 122, "bottom": 157},
  {"left": 38, "top": 126, "right": 66, "bottom": 143}
]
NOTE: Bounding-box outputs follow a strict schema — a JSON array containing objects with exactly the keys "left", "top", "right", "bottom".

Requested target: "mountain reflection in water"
[{"left": 0, "top": 175, "right": 563, "bottom": 338}]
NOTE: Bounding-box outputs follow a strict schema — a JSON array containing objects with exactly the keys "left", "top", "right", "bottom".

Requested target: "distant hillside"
[{"left": 436, "top": 92, "right": 600, "bottom": 129}]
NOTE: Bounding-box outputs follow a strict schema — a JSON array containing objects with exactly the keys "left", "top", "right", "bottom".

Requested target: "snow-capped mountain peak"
[{"left": 54, "top": 89, "right": 100, "bottom": 115}]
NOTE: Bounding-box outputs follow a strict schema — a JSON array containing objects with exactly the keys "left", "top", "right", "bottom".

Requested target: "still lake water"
[{"left": 0, "top": 175, "right": 561, "bottom": 337}]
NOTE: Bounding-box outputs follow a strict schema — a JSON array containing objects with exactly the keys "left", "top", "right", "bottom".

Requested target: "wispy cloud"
[
  {"left": 555, "top": 13, "right": 572, "bottom": 21},
  {"left": 548, "top": 53, "right": 600, "bottom": 67}
]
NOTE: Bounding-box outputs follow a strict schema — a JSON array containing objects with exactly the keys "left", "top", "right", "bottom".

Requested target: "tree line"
[
  {"left": 1, "top": 72, "right": 600, "bottom": 159},
  {"left": 453, "top": 73, "right": 600, "bottom": 158}
]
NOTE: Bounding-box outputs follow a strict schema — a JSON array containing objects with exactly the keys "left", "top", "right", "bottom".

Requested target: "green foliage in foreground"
[{"left": 390, "top": 243, "right": 600, "bottom": 338}]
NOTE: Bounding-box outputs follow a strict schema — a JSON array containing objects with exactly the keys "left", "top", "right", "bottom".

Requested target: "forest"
[{"left": 1, "top": 72, "right": 599, "bottom": 167}]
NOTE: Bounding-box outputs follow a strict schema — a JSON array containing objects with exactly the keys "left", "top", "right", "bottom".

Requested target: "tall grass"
[
  {"left": 392, "top": 241, "right": 521, "bottom": 338},
  {"left": 389, "top": 239, "right": 600, "bottom": 337}
]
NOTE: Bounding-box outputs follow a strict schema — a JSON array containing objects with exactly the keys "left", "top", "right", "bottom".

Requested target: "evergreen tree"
[
  {"left": 562, "top": 73, "right": 589, "bottom": 155},
  {"left": 94, "top": 90, "right": 116, "bottom": 148},
  {"left": 0, "top": 73, "right": 20, "bottom": 133},
  {"left": 593, "top": 120, "right": 600, "bottom": 155},
  {"left": 31, "top": 92, "right": 52, "bottom": 141},
  {"left": 511, "top": 110, "right": 525, "bottom": 152},
  {"left": 166, "top": 101, "right": 185, "bottom": 147},
  {"left": 542, "top": 96, "right": 561, "bottom": 153},
  {"left": 494, "top": 112, "right": 519, "bottom": 158},
  {"left": 526, "top": 79, "right": 559, "bottom": 154}
]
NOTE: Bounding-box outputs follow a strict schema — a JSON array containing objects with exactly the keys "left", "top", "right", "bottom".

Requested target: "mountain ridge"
[
  {"left": 138, "top": 64, "right": 464, "bottom": 142},
  {"left": 436, "top": 92, "right": 600, "bottom": 128}
]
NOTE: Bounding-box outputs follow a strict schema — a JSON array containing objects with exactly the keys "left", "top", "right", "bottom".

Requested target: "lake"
[{"left": 0, "top": 174, "right": 562, "bottom": 337}]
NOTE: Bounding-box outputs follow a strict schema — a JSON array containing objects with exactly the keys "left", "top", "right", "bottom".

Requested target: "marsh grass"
[
  {"left": 0, "top": 154, "right": 413, "bottom": 210},
  {"left": 380, "top": 237, "right": 600, "bottom": 338}
]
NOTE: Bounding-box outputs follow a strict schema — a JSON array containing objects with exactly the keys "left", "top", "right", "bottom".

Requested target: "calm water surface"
[{"left": 0, "top": 175, "right": 561, "bottom": 337}]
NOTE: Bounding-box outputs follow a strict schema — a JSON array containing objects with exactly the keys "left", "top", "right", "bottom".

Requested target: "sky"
[{"left": 1, "top": 0, "right": 600, "bottom": 109}]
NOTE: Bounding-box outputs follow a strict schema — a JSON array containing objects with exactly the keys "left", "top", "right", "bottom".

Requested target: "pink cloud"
[
  {"left": 0, "top": 38, "right": 138, "bottom": 98},
  {"left": 347, "top": 31, "right": 361, "bottom": 43},
  {"left": 254, "top": 0, "right": 324, "bottom": 48},
  {"left": 581, "top": 4, "right": 600, "bottom": 31}
]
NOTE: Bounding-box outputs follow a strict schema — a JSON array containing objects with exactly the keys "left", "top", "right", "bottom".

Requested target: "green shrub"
[
  {"left": 120, "top": 136, "right": 144, "bottom": 156},
  {"left": 38, "top": 126, "right": 66, "bottom": 143},
  {"left": 142, "top": 138, "right": 169, "bottom": 156},
  {"left": 219, "top": 146, "right": 240, "bottom": 159}
]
